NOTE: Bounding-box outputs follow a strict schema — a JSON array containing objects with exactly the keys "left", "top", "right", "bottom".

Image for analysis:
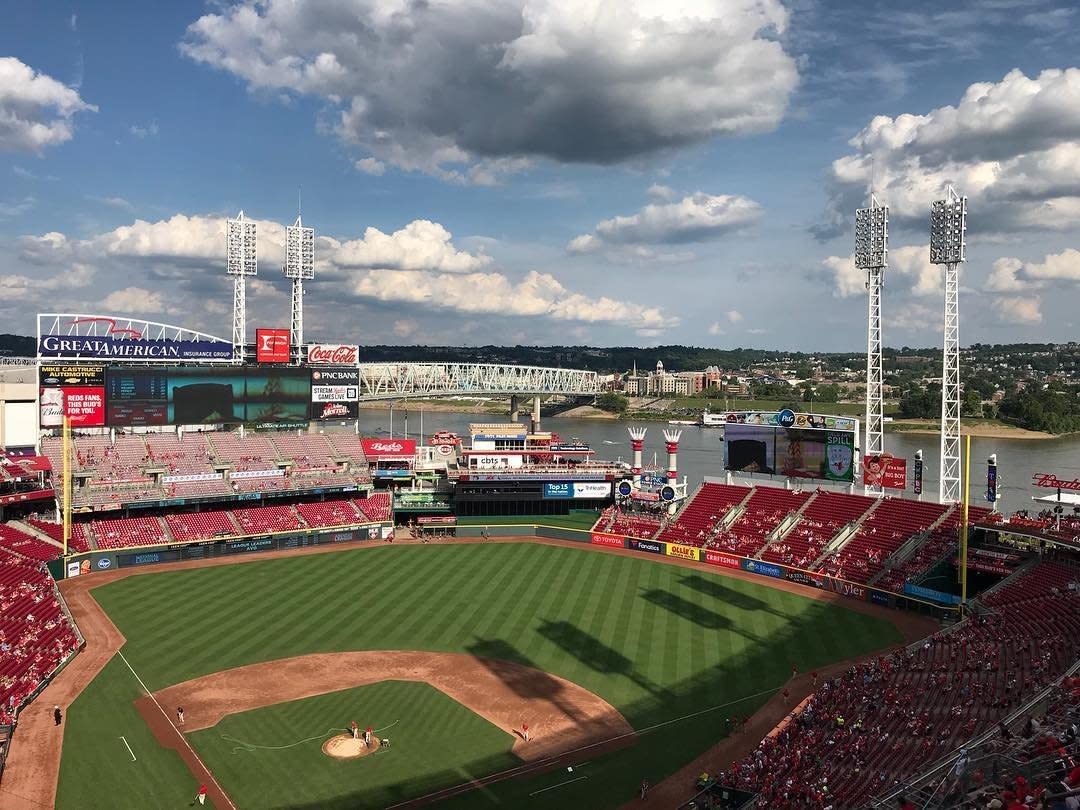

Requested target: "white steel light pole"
[
  {"left": 929, "top": 186, "right": 967, "bottom": 504},
  {"left": 283, "top": 214, "right": 315, "bottom": 365},
  {"left": 227, "top": 211, "right": 258, "bottom": 363},
  {"left": 854, "top": 194, "right": 888, "bottom": 495}
]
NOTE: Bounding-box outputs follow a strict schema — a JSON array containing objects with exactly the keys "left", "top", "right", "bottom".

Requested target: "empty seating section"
[
  {"left": 0, "top": 524, "right": 61, "bottom": 562},
  {"left": 325, "top": 432, "right": 365, "bottom": 459},
  {"left": 233, "top": 505, "right": 305, "bottom": 535},
  {"left": 270, "top": 434, "right": 337, "bottom": 470},
  {"left": 714, "top": 486, "right": 809, "bottom": 558},
  {"left": 90, "top": 516, "right": 168, "bottom": 550},
  {"left": 354, "top": 492, "right": 392, "bottom": 522},
  {"left": 166, "top": 478, "right": 231, "bottom": 499},
  {"left": 593, "top": 506, "right": 660, "bottom": 539},
  {"left": 208, "top": 433, "right": 277, "bottom": 471},
  {"left": 657, "top": 483, "right": 749, "bottom": 547},
  {"left": 144, "top": 433, "right": 214, "bottom": 474},
  {"left": 296, "top": 500, "right": 363, "bottom": 529},
  {"left": 764, "top": 490, "right": 874, "bottom": 570},
  {"left": 26, "top": 519, "right": 89, "bottom": 554},
  {"left": 876, "top": 506, "right": 990, "bottom": 591},
  {"left": 0, "top": 549, "right": 80, "bottom": 724},
  {"left": 820, "top": 498, "right": 948, "bottom": 583},
  {"left": 722, "top": 560, "right": 1080, "bottom": 808},
  {"left": 165, "top": 512, "right": 238, "bottom": 542}
]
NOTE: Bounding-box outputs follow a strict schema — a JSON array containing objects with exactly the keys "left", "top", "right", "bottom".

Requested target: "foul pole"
[
  {"left": 959, "top": 434, "right": 972, "bottom": 609},
  {"left": 62, "top": 415, "right": 71, "bottom": 557}
]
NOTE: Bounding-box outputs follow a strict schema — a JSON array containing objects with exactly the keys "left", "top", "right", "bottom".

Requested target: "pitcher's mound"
[{"left": 322, "top": 734, "right": 381, "bottom": 760}]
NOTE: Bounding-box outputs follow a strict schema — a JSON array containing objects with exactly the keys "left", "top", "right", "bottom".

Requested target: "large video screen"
[
  {"left": 106, "top": 367, "right": 311, "bottom": 427},
  {"left": 724, "top": 424, "right": 855, "bottom": 482}
]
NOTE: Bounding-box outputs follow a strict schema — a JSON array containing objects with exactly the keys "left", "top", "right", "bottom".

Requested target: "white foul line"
[
  {"left": 529, "top": 775, "right": 588, "bottom": 796},
  {"left": 117, "top": 650, "right": 237, "bottom": 810},
  {"left": 120, "top": 735, "right": 136, "bottom": 761}
]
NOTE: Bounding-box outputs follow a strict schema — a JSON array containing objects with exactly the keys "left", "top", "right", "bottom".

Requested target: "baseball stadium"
[{"left": 0, "top": 213, "right": 1078, "bottom": 810}]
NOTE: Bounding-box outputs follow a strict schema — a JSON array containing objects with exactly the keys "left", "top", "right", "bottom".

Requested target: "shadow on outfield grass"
[
  {"left": 640, "top": 589, "right": 760, "bottom": 640},
  {"left": 677, "top": 574, "right": 785, "bottom": 617},
  {"left": 537, "top": 620, "right": 673, "bottom": 701},
  {"left": 466, "top": 638, "right": 588, "bottom": 723}
]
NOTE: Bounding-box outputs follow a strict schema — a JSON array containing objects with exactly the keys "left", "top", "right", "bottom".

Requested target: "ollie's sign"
[
  {"left": 361, "top": 439, "right": 416, "bottom": 458},
  {"left": 308, "top": 344, "right": 359, "bottom": 365},
  {"left": 256, "top": 328, "right": 290, "bottom": 363}
]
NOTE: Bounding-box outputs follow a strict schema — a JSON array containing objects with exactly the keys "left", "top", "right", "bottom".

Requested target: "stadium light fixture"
[
  {"left": 227, "top": 211, "right": 257, "bottom": 363},
  {"left": 855, "top": 193, "right": 888, "bottom": 495},
  {"left": 284, "top": 215, "right": 315, "bottom": 364},
  {"left": 929, "top": 186, "right": 967, "bottom": 504}
]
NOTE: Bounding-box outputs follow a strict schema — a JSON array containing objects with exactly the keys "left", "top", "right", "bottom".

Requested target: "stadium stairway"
[
  {"left": 868, "top": 504, "right": 958, "bottom": 587},
  {"left": 808, "top": 494, "right": 881, "bottom": 570},
  {"left": 753, "top": 489, "right": 819, "bottom": 559}
]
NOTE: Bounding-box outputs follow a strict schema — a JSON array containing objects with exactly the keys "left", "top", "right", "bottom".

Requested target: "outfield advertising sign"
[
  {"left": 904, "top": 583, "right": 962, "bottom": 605},
  {"left": 543, "top": 482, "right": 572, "bottom": 499},
  {"left": 742, "top": 558, "right": 783, "bottom": 578},
  {"left": 703, "top": 549, "right": 741, "bottom": 569},
  {"left": 629, "top": 538, "right": 665, "bottom": 555},
  {"left": 666, "top": 543, "right": 700, "bottom": 562},
  {"left": 590, "top": 533, "right": 626, "bottom": 549}
]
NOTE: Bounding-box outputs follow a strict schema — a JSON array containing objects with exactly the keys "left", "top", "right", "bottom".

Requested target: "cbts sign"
[
  {"left": 256, "top": 329, "right": 290, "bottom": 363},
  {"left": 308, "top": 344, "right": 359, "bottom": 365}
]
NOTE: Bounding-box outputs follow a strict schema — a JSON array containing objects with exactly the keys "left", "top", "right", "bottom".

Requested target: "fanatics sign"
[{"left": 256, "top": 329, "right": 290, "bottom": 363}]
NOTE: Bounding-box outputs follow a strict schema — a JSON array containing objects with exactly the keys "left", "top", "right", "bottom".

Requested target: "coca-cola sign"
[
  {"left": 308, "top": 344, "right": 359, "bottom": 365},
  {"left": 361, "top": 438, "right": 417, "bottom": 458}
]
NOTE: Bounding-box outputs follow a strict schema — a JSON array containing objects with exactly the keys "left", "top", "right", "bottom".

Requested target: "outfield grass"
[
  {"left": 456, "top": 510, "right": 600, "bottom": 530},
  {"left": 190, "top": 681, "right": 516, "bottom": 809},
  {"left": 60, "top": 542, "right": 902, "bottom": 809}
]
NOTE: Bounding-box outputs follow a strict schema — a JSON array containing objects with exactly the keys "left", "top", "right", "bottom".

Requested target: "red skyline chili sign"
[
  {"left": 361, "top": 439, "right": 417, "bottom": 458},
  {"left": 256, "top": 328, "right": 290, "bottom": 363},
  {"left": 308, "top": 344, "right": 359, "bottom": 365},
  {"left": 1032, "top": 472, "right": 1080, "bottom": 491}
]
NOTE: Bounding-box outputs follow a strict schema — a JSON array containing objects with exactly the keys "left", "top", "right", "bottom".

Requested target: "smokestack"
[
  {"left": 663, "top": 429, "right": 682, "bottom": 485},
  {"left": 628, "top": 426, "right": 647, "bottom": 485}
]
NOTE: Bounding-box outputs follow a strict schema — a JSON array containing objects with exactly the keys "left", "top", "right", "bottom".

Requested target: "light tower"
[
  {"left": 628, "top": 426, "right": 647, "bottom": 485},
  {"left": 929, "top": 186, "right": 967, "bottom": 503},
  {"left": 663, "top": 429, "right": 682, "bottom": 485},
  {"left": 283, "top": 214, "right": 315, "bottom": 365},
  {"left": 854, "top": 193, "right": 888, "bottom": 495},
  {"left": 227, "top": 211, "right": 257, "bottom": 363}
]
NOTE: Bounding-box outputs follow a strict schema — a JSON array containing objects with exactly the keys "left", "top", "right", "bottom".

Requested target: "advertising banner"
[
  {"left": 307, "top": 344, "right": 359, "bottom": 365},
  {"left": 417, "top": 516, "right": 457, "bottom": 525},
  {"left": 590, "top": 533, "right": 626, "bottom": 548},
  {"left": 666, "top": 543, "right": 700, "bottom": 562},
  {"left": 311, "top": 401, "right": 359, "bottom": 420},
  {"left": 39, "top": 334, "right": 233, "bottom": 362},
  {"left": 722, "top": 410, "right": 857, "bottom": 432},
  {"left": 863, "top": 454, "right": 907, "bottom": 490},
  {"left": 724, "top": 423, "right": 856, "bottom": 482},
  {"left": 162, "top": 473, "right": 223, "bottom": 484},
  {"left": 550, "top": 443, "right": 590, "bottom": 452},
  {"left": 311, "top": 366, "right": 359, "bottom": 387},
  {"left": 742, "top": 558, "right": 783, "bottom": 578},
  {"left": 255, "top": 328, "right": 290, "bottom": 363},
  {"left": 913, "top": 458, "right": 924, "bottom": 496},
  {"left": 543, "top": 482, "right": 572, "bottom": 499},
  {"left": 904, "top": 582, "right": 962, "bottom": 605},
  {"left": 231, "top": 469, "right": 285, "bottom": 480},
  {"left": 361, "top": 439, "right": 416, "bottom": 458},
  {"left": 1031, "top": 472, "right": 1080, "bottom": 491},
  {"left": 785, "top": 570, "right": 824, "bottom": 588},
  {"left": 987, "top": 463, "right": 998, "bottom": 503},
  {"left": 703, "top": 549, "right": 742, "bottom": 569},
  {"left": 312, "top": 385, "right": 360, "bottom": 402},
  {"left": 572, "top": 482, "right": 612, "bottom": 499},
  {"left": 106, "top": 366, "right": 311, "bottom": 427},
  {"left": 824, "top": 577, "right": 867, "bottom": 600},
  {"left": 629, "top": 538, "right": 665, "bottom": 555},
  {"left": 39, "top": 364, "right": 105, "bottom": 387},
  {"left": 40, "top": 386, "right": 106, "bottom": 427}
]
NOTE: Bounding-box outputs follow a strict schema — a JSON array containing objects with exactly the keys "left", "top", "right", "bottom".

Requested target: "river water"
[{"left": 340, "top": 410, "right": 1080, "bottom": 516}]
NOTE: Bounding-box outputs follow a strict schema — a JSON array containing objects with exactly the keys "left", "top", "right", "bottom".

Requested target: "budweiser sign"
[
  {"left": 308, "top": 344, "right": 359, "bottom": 365},
  {"left": 361, "top": 438, "right": 416, "bottom": 458},
  {"left": 1032, "top": 473, "right": 1080, "bottom": 491}
]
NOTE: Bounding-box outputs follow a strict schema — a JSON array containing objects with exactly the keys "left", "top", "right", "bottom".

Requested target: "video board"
[
  {"left": 723, "top": 411, "right": 856, "bottom": 483},
  {"left": 105, "top": 367, "right": 310, "bottom": 427}
]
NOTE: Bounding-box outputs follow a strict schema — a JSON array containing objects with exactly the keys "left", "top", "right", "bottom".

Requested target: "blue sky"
[{"left": 2, "top": 0, "right": 1079, "bottom": 350}]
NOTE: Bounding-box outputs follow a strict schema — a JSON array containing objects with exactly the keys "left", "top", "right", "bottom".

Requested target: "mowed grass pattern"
[
  {"left": 189, "top": 681, "right": 516, "bottom": 810},
  {"left": 61, "top": 542, "right": 902, "bottom": 808}
]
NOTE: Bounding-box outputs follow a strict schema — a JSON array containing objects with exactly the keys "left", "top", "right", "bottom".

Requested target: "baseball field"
[{"left": 45, "top": 539, "right": 906, "bottom": 809}]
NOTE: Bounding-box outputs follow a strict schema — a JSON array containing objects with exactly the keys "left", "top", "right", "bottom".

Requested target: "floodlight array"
[
  {"left": 284, "top": 220, "right": 315, "bottom": 280},
  {"left": 929, "top": 192, "right": 966, "bottom": 265},
  {"left": 854, "top": 204, "right": 888, "bottom": 270},
  {"left": 227, "top": 212, "right": 258, "bottom": 276}
]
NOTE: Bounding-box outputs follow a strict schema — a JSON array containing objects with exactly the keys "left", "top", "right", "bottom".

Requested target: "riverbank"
[
  {"left": 357, "top": 399, "right": 503, "bottom": 415},
  {"left": 886, "top": 419, "right": 1057, "bottom": 440}
]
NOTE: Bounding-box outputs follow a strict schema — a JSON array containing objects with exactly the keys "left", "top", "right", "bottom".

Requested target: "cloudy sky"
[{"left": 2, "top": 0, "right": 1079, "bottom": 349}]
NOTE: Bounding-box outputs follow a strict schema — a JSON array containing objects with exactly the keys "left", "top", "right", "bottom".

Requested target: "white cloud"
[
  {"left": 0, "top": 196, "right": 35, "bottom": 218},
  {"left": 819, "top": 68, "right": 1080, "bottom": 237},
  {"left": 88, "top": 195, "right": 135, "bottom": 212},
  {"left": 988, "top": 248, "right": 1080, "bottom": 292},
  {"left": 708, "top": 322, "right": 726, "bottom": 336},
  {"left": 101, "top": 286, "right": 169, "bottom": 315},
  {"left": 568, "top": 192, "right": 762, "bottom": 254},
  {"left": 181, "top": 0, "right": 798, "bottom": 180},
  {"left": 986, "top": 257, "right": 1025, "bottom": 292},
  {"left": 354, "top": 157, "right": 385, "bottom": 176},
  {"left": 2, "top": 212, "right": 678, "bottom": 337},
  {"left": 726, "top": 309, "right": 744, "bottom": 324},
  {"left": 1019, "top": 248, "right": 1080, "bottom": 282},
  {"left": 993, "top": 296, "right": 1043, "bottom": 324},
  {"left": 0, "top": 57, "right": 97, "bottom": 153},
  {"left": 821, "top": 245, "right": 940, "bottom": 298},
  {"left": 647, "top": 184, "right": 677, "bottom": 202},
  {"left": 129, "top": 121, "right": 159, "bottom": 139}
]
